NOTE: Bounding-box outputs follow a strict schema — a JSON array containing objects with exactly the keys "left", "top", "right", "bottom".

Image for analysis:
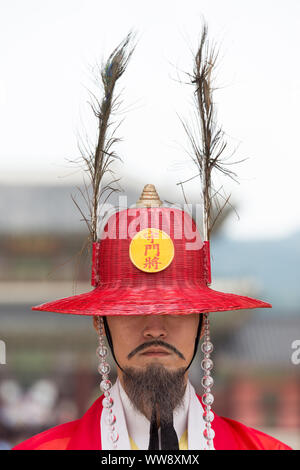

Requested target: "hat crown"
[
  {"left": 136, "top": 184, "right": 163, "bottom": 207},
  {"left": 95, "top": 206, "right": 207, "bottom": 289}
]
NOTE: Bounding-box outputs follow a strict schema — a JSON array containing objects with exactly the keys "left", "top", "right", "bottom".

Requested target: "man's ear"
[
  {"left": 200, "top": 314, "right": 205, "bottom": 339},
  {"left": 92, "top": 316, "right": 106, "bottom": 336}
]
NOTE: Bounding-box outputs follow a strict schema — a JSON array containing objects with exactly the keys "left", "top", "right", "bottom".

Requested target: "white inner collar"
[{"left": 100, "top": 378, "right": 214, "bottom": 450}]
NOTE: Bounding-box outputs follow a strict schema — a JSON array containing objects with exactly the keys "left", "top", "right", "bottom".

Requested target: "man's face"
[{"left": 104, "top": 313, "right": 200, "bottom": 379}]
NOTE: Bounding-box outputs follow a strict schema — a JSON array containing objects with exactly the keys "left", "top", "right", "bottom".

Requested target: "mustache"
[{"left": 127, "top": 339, "right": 185, "bottom": 360}]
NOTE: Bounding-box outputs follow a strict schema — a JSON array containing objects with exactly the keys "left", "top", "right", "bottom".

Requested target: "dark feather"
[
  {"left": 75, "top": 32, "right": 136, "bottom": 244},
  {"left": 178, "top": 24, "right": 242, "bottom": 240}
]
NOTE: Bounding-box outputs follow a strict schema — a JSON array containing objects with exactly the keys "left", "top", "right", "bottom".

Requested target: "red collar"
[{"left": 66, "top": 394, "right": 238, "bottom": 450}]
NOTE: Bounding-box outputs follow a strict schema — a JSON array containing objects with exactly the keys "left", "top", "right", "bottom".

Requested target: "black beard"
[{"left": 122, "top": 364, "right": 186, "bottom": 424}]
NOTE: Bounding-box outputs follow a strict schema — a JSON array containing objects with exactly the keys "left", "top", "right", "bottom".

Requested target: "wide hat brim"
[
  {"left": 32, "top": 283, "right": 271, "bottom": 316},
  {"left": 32, "top": 207, "right": 271, "bottom": 316}
]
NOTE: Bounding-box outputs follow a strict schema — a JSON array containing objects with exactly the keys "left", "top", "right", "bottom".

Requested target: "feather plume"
[
  {"left": 178, "top": 24, "right": 243, "bottom": 241},
  {"left": 72, "top": 32, "right": 136, "bottom": 244}
]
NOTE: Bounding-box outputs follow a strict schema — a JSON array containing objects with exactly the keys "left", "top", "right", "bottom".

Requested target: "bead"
[
  {"left": 205, "top": 439, "right": 214, "bottom": 450},
  {"left": 201, "top": 358, "right": 214, "bottom": 371},
  {"left": 203, "top": 410, "right": 214, "bottom": 423},
  {"left": 201, "top": 375, "right": 214, "bottom": 388},
  {"left": 202, "top": 393, "right": 214, "bottom": 406},
  {"left": 100, "top": 379, "right": 112, "bottom": 392},
  {"left": 98, "top": 326, "right": 104, "bottom": 336},
  {"left": 97, "top": 330, "right": 118, "bottom": 448},
  {"left": 201, "top": 341, "right": 214, "bottom": 354},
  {"left": 105, "top": 413, "right": 116, "bottom": 426},
  {"left": 102, "top": 396, "right": 114, "bottom": 408},
  {"left": 96, "top": 345, "right": 108, "bottom": 358},
  {"left": 109, "top": 430, "right": 119, "bottom": 443},
  {"left": 204, "top": 427, "right": 215, "bottom": 440},
  {"left": 98, "top": 363, "right": 111, "bottom": 375}
]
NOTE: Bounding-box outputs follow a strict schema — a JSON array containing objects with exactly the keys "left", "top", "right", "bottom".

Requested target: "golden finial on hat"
[{"left": 136, "top": 184, "right": 163, "bottom": 207}]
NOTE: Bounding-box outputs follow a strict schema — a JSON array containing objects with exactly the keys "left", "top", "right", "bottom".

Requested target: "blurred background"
[{"left": 0, "top": 0, "right": 299, "bottom": 450}]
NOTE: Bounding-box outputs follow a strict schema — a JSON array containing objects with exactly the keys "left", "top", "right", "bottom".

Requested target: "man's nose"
[{"left": 143, "top": 315, "right": 167, "bottom": 339}]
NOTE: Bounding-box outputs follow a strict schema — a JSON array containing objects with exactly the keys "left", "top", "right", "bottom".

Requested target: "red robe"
[{"left": 13, "top": 395, "right": 291, "bottom": 450}]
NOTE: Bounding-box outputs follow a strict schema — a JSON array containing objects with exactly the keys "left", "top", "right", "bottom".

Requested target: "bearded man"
[{"left": 13, "top": 185, "right": 291, "bottom": 451}]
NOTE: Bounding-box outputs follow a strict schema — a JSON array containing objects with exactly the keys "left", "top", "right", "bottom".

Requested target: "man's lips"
[{"left": 140, "top": 347, "right": 172, "bottom": 356}]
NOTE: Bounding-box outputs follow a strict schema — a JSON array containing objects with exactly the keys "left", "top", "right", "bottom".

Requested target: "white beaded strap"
[
  {"left": 96, "top": 316, "right": 119, "bottom": 448},
  {"left": 201, "top": 313, "right": 215, "bottom": 450}
]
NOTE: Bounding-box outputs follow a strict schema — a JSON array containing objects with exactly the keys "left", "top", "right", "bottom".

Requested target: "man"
[{"left": 13, "top": 185, "right": 291, "bottom": 450}]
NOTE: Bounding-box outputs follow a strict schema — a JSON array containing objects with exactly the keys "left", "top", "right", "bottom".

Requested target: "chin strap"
[
  {"left": 102, "top": 314, "right": 202, "bottom": 450},
  {"left": 184, "top": 315, "right": 203, "bottom": 372},
  {"left": 103, "top": 314, "right": 203, "bottom": 374},
  {"left": 102, "top": 316, "right": 125, "bottom": 373}
]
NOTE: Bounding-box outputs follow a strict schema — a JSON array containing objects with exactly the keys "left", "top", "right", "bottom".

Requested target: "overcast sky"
[{"left": 0, "top": 0, "right": 299, "bottom": 240}]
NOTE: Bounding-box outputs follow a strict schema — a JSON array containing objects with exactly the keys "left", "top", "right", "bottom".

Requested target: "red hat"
[{"left": 32, "top": 184, "right": 271, "bottom": 316}]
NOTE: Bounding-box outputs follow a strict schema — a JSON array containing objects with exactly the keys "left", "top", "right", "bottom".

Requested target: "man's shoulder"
[
  {"left": 195, "top": 394, "right": 292, "bottom": 450},
  {"left": 13, "top": 396, "right": 103, "bottom": 450},
  {"left": 13, "top": 420, "right": 79, "bottom": 450},
  {"left": 214, "top": 415, "right": 292, "bottom": 450}
]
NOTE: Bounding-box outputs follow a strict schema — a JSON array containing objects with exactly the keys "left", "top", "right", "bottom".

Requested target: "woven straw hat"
[{"left": 32, "top": 184, "right": 271, "bottom": 316}]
